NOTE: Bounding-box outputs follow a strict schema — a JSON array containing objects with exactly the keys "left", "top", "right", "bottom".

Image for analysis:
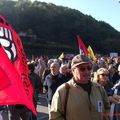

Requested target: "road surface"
[{"left": 37, "top": 94, "right": 49, "bottom": 120}]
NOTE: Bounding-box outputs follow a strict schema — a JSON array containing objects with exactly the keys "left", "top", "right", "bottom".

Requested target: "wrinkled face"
[
  {"left": 0, "top": 17, "right": 17, "bottom": 62},
  {"left": 72, "top": 63, "right": 92, "bottom": 84},
  {"left": 50, "top": 63, "right": 60, "bottom": 76}
]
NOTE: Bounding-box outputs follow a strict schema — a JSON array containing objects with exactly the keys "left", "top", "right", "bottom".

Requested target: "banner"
[
  {"left": 0, "top": 16, "right": 36, "bottom": 115},
  {"left": 88, "top": 45, "right": 97, "bottom": 62},
  {"left": 77, "top": 35, "right": 88, "bottom": 56}
]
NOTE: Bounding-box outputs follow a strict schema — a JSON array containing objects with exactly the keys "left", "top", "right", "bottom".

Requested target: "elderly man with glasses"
[
  {"left": 49, "top": 54, "right": 110, "bottom": 120},
  {"left": 43, "top": 62, "right": 66, "bottom": 117}
]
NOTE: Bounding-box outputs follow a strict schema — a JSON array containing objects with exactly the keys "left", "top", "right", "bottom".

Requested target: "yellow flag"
[
  {"left": 88, "top": 45, "right": 97, "bottom": 62},
  {"left": 58, "top": 52, "right": 64, "bottom": 61}
]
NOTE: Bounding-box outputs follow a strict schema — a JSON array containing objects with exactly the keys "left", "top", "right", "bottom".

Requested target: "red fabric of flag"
[
  {"left": 0, "top": 65, "right": 11, "bottom": 90},
  {"left": 0, "top": 16, "right": 36, "bottom": 115},
  {"left": 77, "top": 35, "right": 88, "bottom": 56}
]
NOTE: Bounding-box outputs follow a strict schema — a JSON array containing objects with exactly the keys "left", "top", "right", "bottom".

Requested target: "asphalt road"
[{"left": 37, "top": 94, "right": 49, "bottom": 120}]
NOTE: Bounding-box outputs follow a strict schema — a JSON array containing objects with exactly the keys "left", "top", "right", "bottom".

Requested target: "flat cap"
[{"left": 71, "top": 54, "right": 90, "bottom": 69}]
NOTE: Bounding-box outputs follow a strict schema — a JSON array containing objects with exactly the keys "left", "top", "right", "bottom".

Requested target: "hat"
[{"left": 71, "top": 54, "right": 90, "bottom": 69}]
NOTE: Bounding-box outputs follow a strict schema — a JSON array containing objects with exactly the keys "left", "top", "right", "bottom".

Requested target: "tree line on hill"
[{"left": 0, "top": 0, "right": 120, "bottom": 57}]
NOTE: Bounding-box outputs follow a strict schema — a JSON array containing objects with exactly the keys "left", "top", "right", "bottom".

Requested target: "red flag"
[
  {"left": 0, "top": 16, "right": 36, "bottom": 115},
  {"left": 0, "top": 65, "right": 11, "bottom": 90},
  {"left": 77, "top": 35, "right": 88, "bottom": 56}
]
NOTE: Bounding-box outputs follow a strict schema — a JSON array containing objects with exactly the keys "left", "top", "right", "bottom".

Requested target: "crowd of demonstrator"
[{"left": 0, "top": 54, "right": 120, "bottom": 120}]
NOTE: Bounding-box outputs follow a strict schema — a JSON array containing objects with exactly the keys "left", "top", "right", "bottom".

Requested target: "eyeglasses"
[
  {"left": 77, "top": 66, "right": 92, "bottom": 72},
  {"left": 99, "top": 74, "right": 109, "bottom": 77}
]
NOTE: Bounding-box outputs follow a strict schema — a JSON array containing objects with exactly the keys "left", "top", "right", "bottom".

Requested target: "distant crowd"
[
  {"left": 27, "top": 54, "right": 120, "bottom": 120},
  {"left": 0, "top": 54, "right": 120, "bottom": 120}
]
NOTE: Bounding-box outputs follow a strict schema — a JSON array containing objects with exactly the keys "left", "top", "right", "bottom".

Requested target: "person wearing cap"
[{"left": 49, "top": 54, "right": 110, "bottom": 120}]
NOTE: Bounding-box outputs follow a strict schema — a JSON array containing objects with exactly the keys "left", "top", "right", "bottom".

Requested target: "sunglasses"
[
  {"left": 99, "top": 74, "right": 109, "bottom": 77},
  {"left": 77, "top": 66, "right": 92, "bottom": 72}
]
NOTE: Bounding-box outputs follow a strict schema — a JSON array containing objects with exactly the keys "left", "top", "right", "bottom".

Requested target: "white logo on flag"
[{"left": 0, "top": 26, "right": 17, "bottom": 62}]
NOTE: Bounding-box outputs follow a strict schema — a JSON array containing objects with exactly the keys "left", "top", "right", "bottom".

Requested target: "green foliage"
[{"left": 0, "top": 0, "right": 120, "bottom": 56}]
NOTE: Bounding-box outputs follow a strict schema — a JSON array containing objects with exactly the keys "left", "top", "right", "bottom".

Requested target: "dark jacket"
[
  {"left": 109, "top": 79, "right": 120, "bottom": 120},
  {"left": 29, "top": 72, "right": 42, "bottom": 106},
  {"left": 43, "top": 73, "right": 66, "bottom": 104}
]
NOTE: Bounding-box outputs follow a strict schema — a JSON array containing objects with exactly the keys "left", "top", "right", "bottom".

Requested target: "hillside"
[{"left": 0, "top": 0, "right": 120, "bottom": 56}]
